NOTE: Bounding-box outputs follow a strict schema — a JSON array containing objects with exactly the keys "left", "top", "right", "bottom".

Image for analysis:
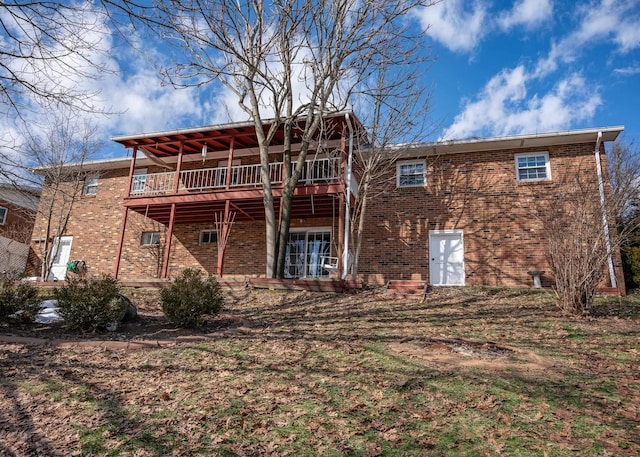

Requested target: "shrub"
[
  {"left": 0, "top": 276, "right": 40, "bottom": 323},
  {"left": 621, "top": 245, "right": 640, "bottom": 290},
  {"left": 161, "top": 269, "right": 224, "bottom": 327},
  {"left": 55, "top": 275, "right": 125, "bottom": 332}
]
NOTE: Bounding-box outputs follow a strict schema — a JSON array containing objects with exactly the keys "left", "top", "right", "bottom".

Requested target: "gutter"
[
  {"left": 594, "top": 131, "right": 618, "bottom": 288},
  {"left": 342, "top": 113, "right": 354, "bottom": 280}
]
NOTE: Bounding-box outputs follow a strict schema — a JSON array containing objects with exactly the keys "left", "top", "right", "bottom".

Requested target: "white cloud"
[
  {"left": 614, "top": 65, "right": 640, "bottom": 75},
  {"left": 101, "top": 71, "right": 203, "bottom": 135},
  {"left": 442, "top": 67, "right": 600, "bottom": 140},
  {"left": 497, "top": 0, "right": 553, "bottom": 31},
  {"left": 534, "top": 0, "right": 640, "bottom": 77},
  {"left": 415, "top": 0, "right": 488, "bottom": 52}
]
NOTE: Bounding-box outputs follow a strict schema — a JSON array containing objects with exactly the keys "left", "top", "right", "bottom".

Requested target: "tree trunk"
[{"left": 351, "top": 172, "right": 372, "bottom": 281}]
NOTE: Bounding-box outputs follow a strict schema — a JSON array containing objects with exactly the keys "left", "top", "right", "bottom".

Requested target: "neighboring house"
[
  {"left": 28, "top": 112, "right": 624, "bottom": 291},
  {"left": 0, "top": 184, "right": 40, "bottom": 274}
]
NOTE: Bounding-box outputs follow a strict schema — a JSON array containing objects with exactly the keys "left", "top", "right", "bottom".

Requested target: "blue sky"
[
  {"left": 3, "top": 0, "right": 639, "bottom": 162},
  {"left": 417, "top": 0, "right": 640, "bottom": 142}
]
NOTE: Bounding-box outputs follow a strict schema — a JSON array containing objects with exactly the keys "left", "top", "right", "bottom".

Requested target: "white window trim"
[
  {"left": 199, "top": 229, "right": 217, "bottom": 244},
  {"left": 515, "top": 151, "right": 551, "bottom": 182},
  {"left": 141, "top": 231, "right": 160, "bottom": 246},
  {"left": 83, "top": 176, "right": 99, "bottom": 196},
  {"left": 0, "top": 206, "right": 6, "bottom": 225},
  {"left": 397, "top": 159, "right": 426, "bottom": 188}
]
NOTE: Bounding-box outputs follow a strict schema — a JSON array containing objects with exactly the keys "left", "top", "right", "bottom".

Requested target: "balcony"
[{"left": 129, "top": 157, "right": 342, "bottom": 197}]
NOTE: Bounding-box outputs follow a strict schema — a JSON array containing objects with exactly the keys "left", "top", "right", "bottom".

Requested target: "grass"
[{"left": 1, "top": 287, "right": 639, "bottom": 456}]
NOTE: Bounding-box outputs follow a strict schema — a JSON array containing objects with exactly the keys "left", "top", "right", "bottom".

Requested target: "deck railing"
[{"left": 129, "top": 156, "right": 342, "bottom": 196}]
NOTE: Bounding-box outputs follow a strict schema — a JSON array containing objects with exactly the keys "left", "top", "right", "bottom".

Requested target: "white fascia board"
[{"left": 396, "top": 126, "right": 624, "bottom": 158}]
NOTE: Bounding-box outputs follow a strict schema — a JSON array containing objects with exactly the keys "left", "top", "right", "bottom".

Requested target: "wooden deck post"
[
  {"left": 216, "top": 199, "right": 232, "bottom": 277},
  {"left": 225, "top": 137, "right": 234, "bottom": 189},
  {"left": 161, "top": 203, "right": 176, "bottom": 279},
  {"left": 113, "top": 207, "right": 129, "bottom": 279},
  {"left": 114, "top": 147, "right": 138, "bottom": 278},
  {"left": 173, "top": 143, "right": 184, "bottom": 193}
]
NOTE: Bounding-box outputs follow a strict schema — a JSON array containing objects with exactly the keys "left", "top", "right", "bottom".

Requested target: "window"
[
  {"left": 141, "top": 231, "right": 160, "bottom": 246},
  {"left": 0, "top": 206, "right": 6, "bottom": 225},
  {"left": 199, "top": 230, "right": 217, "bottom": 244},
  {"left": 83, "top": 176, "right": 98, "bottom": 196},
  {"left": 515, "top": 152, "right": 551, "bottom": 181},
  {"left": 397, "top": 160, "right": 426, "bottom": 187}
]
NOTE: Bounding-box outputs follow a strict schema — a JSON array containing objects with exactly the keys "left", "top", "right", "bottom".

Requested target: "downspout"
[
  {"left": 342, "top": 113, "right": 354, "bottom": 280},
  {"left": 594, "top": 131, "right": 618, "bottom": 288}
]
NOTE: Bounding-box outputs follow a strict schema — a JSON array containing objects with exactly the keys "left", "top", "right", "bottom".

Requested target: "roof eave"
[{"left": 397, "top": 126, "right": 624, "bottom": 157}]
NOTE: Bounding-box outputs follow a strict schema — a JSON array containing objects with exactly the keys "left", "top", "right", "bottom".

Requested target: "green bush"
[
  {"left": 161, "top": 269, "right": 224, "bottom": 327},
  {"left": 55, "top": 275, "right": 125, "bottom": 332},
  {"left": 0, "top": 276, "right": 40, "bottom": 323},
  {"left": 621, "top": 245, "right": 640, "bottom": 290}
]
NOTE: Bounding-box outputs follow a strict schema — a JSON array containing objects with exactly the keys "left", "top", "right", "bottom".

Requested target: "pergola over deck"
[{"left": 111, "top": 112, "right": 362, "bottom": 279}]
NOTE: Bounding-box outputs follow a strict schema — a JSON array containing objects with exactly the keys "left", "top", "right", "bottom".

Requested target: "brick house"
[
  {"left": 29, "top": 113, "right": 624, "bottom": 290},
  {"left": 0, "top": 184, "right": 39, "bottom": 274}
]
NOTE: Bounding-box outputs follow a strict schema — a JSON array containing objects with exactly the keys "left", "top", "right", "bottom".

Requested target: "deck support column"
[
  {"left": 113, "top": 207, "right": 129, "bottom": 279},
  {"left": 173, "top": 143, "right": 184, "bottom": 193},
  {"left": 161, "top": 203, "right": 176, "bottom": 279},
  {"left": 225, "top": 137, "right": 235, "bottom": 189},
  {"left": 114, "top": 147, "right": 138, "bottom": 279},
  {"left": 216, "top": 199, "right": 232, "bottom": 277}
]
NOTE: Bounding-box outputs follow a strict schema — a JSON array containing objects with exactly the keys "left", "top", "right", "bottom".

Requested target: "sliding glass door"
[{"left": 284, "top": 229, "right": 331, "bottom": 278}]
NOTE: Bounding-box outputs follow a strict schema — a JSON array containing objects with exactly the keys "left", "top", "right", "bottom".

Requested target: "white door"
[
  {"left": 429, "top": 230, "right": 465, "bottom": 286},
  {"left": 48, "top": 236, "right": 73, "bottom": 281}
]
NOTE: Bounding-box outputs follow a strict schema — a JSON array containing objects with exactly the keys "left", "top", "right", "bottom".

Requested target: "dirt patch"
[{"left": 388, "top": 337, "right": 555, "bottom": 371}]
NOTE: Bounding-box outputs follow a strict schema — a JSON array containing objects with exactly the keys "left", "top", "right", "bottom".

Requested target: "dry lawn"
[{"left": 1, "top": 287, "right": 639, "bottom": 456}]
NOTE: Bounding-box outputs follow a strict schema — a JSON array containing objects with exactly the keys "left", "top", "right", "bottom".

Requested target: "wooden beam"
[
  {"left": 230, "top": 201, "right": 255, "bottom": 221},
  {"left": 125, "top": 146, "right": 138, "bottom": 197}
]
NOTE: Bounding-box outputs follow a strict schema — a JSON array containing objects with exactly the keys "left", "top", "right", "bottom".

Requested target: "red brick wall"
[
  {"left": 29, "top": 142, "right": 622, "bottom": 289},
  {"left": 30, "top": 169, "right": 129, "bottom": 278},
  {"left": 0, "top": 199, "right": 35, "bottom": 244},
  {"left": 357, "top": 143, "right": 616, "bottom": 287}
]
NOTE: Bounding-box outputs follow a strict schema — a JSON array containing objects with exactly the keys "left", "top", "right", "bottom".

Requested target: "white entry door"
[
  {"left": 429, "top": 230, "right": 465, "bottom": 286},
  {"left": 48, "top": 236, "right": 73, "bottom": 281}
]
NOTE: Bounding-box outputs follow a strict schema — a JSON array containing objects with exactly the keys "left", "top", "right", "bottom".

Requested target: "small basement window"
[
  {"left": 199, "top": 230, "right": 217, "bottom": 244},
  {"left": 515, "top": 152, "right": 551, "bottom": 181},
  {"left": 83, "top": 176, "right": 99, "bottom": 196},
  {"left": 141, "top": 231, "right": 160, "bottom": 246},
  {"left": 397, "top": 160, "right": 426, "bottom": 187},
  {"left": 0, "top": 206, "right": 6, "bottom": 225}
]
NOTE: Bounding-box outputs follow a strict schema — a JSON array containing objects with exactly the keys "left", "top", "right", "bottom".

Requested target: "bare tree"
[
  {"left": 348, "top": 60, "right": 435, "bottom": 280},
  {"left": 138, "top": 0, "right": 436, "bottom": 278},
  {"left": 0, "top": 1, "right": 114, "bottom": 121},
  {"left": 544, "top": 140, "right": 640, "bottom": 315},
  {"left": 25, "top": 109, "right": 103, "bottom": 280}
]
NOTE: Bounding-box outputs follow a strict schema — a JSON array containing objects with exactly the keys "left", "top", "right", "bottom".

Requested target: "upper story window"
[
  {"left": 141, "top": 231, "right": 160, "bottom": 246},
  {"left": 0, "top": 206, "right": 6, "bottom": 225},
  {"left": 397, "top": 160, "right": 426, "bottom": 187},
  {"left": 515, "top": 152, "right": 551, "bottom": 182},
  {"left": 199, "top": 230, "right": 217, "bottom": 244},
  {"left": 83, "top": 176, "right": 99, "bottom": 196}
]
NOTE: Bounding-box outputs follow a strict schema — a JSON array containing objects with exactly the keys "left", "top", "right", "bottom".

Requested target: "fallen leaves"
[{"left": 0, "top": 288, "right": 638, "bottom": 455}]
